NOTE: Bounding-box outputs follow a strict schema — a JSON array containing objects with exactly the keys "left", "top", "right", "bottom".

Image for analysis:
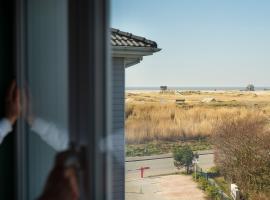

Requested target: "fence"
[{"left": 195, "top": 165, "right": 231, "bottom": 200}]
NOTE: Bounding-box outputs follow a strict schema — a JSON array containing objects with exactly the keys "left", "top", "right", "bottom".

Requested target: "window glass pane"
[
  {"left": 112, "top": 1, "right": 270, "bottom": 200},
  {"left": 25, "top": 0, "right": 68, "bottom": 199}
]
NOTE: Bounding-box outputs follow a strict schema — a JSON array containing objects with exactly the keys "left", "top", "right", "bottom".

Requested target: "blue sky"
[{"left": 111, "top": 0, "right": 270, "bottom": 87}]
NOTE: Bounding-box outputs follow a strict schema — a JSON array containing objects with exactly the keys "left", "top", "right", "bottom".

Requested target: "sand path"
[{"left": 126, "top": 174, "right": 206, "bottom": 200}]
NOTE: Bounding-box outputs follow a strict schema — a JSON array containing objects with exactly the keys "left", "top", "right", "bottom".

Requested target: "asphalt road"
[
  {"left": 126, "top": 150, "right": 214, "bottom": 180},
  {"left": 125, "top": 150, "right": 214, "bottom": 200}
]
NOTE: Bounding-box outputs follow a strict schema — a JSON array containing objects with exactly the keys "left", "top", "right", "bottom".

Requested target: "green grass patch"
[
  {"left": 214, "top": 176, "right": 231, "bottom": 196},
  {"left": 126, "top": 139, "right": 212, "bottom": 157},
  {"left": 192, "top": 173, "right": 231, "bottom": 200}
]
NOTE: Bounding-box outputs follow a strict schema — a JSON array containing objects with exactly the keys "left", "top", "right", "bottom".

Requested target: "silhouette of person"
[
  {"left": 0, "top": 81, "right": 20, "bottom": 143},
  {"left": 22, "top": 86, "right": 69, "bottom": 151},
  {"left": 0, "top": 81, "right": 79, "bottom": 200},
  {"left": 0, "top": 81, "right": 68, "bottom": 151}
]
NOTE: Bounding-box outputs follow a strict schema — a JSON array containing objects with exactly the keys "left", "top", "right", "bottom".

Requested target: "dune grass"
[
  {"left": 126, "top": 103, "right": 261, "bottom": 144},
  {"left": 125, "top": 91, "right": 270, "bottom": 144}
]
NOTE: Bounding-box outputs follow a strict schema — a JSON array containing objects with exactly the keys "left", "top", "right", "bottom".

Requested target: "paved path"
[
  {"left": 126, "top": 175, "right": 206, "bottom": 200},
  {"left": 125, "top": 150, "right": 214, "bottom": 200}
]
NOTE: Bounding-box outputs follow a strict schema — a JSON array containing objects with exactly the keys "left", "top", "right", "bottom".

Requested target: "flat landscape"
[
  {"left": 125, "top": 90, "right": 270, "bottom": 156},
  {"left": 125, "top": 90, "right": 270, "bottom": 199}
]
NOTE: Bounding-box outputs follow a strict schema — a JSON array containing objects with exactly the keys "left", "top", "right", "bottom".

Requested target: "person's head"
[{"left": 38, "top": 151, "right": 79, "bottom": 200}]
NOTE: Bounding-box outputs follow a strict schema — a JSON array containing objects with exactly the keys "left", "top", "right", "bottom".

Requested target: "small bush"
[
  {"left": 205, "top": 185, "right": 219, "bottom": 199},
  {"left": 198, "top": 177, "right": 208, "bottom": 191},
  {"left": 173, "top": 145, "right": 195, "bottom": 174},
  {"left": 192, "top": 172, "right": 202, "bottom": 181},
  {"left": 195, "top": 176, "right": 223, "bottom": 200},
  {"left": 207, "top": 166, "right": 220, "bottom": 174},
  {"left": 207, "top": 166, "right": 220, "bottom": 178}
]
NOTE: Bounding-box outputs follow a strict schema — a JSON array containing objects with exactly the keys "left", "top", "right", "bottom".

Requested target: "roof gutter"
[{"left": 112, "top": 46, "right": 161, "bottom": 58}]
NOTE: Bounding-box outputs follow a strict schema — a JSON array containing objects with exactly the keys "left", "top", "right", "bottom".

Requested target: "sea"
[{"left": 126, "top": 86, "right": 270, "bottom": 91}]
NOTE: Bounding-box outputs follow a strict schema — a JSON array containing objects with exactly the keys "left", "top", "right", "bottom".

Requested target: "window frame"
[
  {"left": 68, "top": 0, "right": 112, "bottom": 199},
  {"left": 15, "top": 0, "right": 27, "bottom": 199},
  {"left": 15, "top": 0, "right": 113, "bottom": 199}
]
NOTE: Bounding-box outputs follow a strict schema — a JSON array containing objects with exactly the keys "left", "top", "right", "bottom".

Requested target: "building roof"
[{"left": 111, "top": 28, "right": 158, "bottom": 48}]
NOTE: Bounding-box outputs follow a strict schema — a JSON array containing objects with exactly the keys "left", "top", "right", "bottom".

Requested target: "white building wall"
[{"left": 112, "top": 57, "right": 125, "bottom": 200}]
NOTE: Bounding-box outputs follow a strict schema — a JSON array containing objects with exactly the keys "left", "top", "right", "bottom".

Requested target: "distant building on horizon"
[
  {"left": 246, "top": 84, "right": 255, "bottom": 91},
  {"left": 160, "top": 86, "right": 168, "bottom": 92}
]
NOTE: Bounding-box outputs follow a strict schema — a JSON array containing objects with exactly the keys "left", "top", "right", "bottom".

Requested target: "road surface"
[
  {"left": 126, "top": 150, "right": 214, "bottom": 180},
  {"left": 125, "top": 150, "right": 214, "bottom": 200}
]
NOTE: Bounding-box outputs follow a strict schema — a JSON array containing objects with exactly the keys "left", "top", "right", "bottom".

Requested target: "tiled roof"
[{"left": 111, "top": 28, "right": 158, "bottom": 48}]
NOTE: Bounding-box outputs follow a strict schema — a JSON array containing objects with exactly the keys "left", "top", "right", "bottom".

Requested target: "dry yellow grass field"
[{"left": 125, "top": 90, "right": 270, "bottom": 144}]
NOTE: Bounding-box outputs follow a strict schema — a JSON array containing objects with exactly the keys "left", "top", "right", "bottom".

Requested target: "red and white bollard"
[
  {"left": 136, "top": 166, "right": 150, "bottom": 194},
  {"left": 138, "top": 166, "right": 150, "bottom": 178}
]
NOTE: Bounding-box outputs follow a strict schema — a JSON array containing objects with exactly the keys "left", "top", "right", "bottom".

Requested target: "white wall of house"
[
  {"left": 111, "top": 51, "right": 158, "bottom": 199},
  {"left": 112, "top": 57, "right": 126, "bottom": 200}
]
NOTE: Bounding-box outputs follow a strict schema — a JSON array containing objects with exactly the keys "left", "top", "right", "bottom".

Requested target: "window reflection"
[{"left": 25, "top": 0, "right": 69, "bottom": 198}]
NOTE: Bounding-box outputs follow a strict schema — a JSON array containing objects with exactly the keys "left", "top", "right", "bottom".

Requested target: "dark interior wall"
[{"left": 0, "top": 1, "right": 15, "bottom": 199}]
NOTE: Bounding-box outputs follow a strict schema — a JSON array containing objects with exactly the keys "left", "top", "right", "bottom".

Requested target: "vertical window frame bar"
[
  {"left": 68, "top": 0, "right": 112, "bottom": 199},
  {"left": 15, "top": 0, "right": 28, "bottom": 199}
]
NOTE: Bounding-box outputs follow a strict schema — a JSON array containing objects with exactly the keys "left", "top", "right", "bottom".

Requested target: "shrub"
[
  {"left": 192, "top": 172, "right": 200, "bottom": 181},
  {"left": 173, "top": 145, "right": 196, "bottom": 174},
  {"left": 198, "top": 177, "right": 208, "bottom": 191},
  {"left": 212, "top": 112, "right": 270, "bottom": 198},
  {"left": 205, "top": 185, "right": 219, "bottom": 199},
  {"left": 194, "top": 175, "right": 223, "bottom": 199},
  {"left": 207, "top": 166, "right": 220, "bottom": 174},
  {"left": 207, "top": 166, "right": 220, "bottom": 178}
]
